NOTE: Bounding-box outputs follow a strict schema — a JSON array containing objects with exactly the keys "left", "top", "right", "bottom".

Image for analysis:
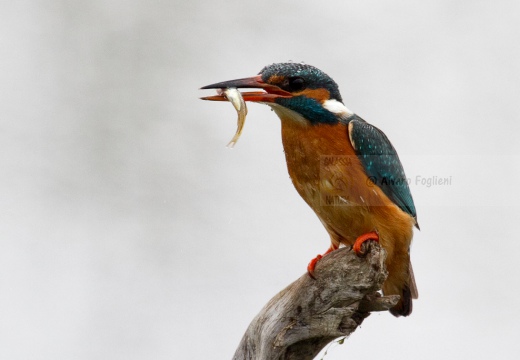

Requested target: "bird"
[{"left": 201, "top": 62, "right": 419, "bottom": 317}]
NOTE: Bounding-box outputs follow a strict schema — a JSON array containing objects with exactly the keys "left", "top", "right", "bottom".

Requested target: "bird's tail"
[{"left": 386, "top": 261, "right": 418, "bottom": 317}]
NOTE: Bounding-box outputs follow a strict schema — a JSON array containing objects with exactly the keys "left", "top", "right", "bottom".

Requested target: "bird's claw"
[
  {"left": 352, "top": 231, "right": 379, "bottom": 256},
  {"left": 307, "top": 254, "right": 323, "bottom": 279},
  {"left": 306, "top": 244, "right": 339, "bottom": 279}
]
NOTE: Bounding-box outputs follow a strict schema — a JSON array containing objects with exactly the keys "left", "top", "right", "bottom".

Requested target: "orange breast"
[{"left": 279, "top": 117, "right": 414, "bottom": 254}]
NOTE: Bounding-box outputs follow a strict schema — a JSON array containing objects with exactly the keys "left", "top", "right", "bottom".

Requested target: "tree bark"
[{"left": 233, "top": 242, "right": 398, "bottom": 360}]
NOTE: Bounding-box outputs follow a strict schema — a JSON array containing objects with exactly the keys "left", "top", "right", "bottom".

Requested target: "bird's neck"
[{"left": 274, "top": 96, "right": 338, "bottom": 125}]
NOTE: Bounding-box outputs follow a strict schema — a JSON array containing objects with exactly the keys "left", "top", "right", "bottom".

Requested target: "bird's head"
[{"left": 201, "top": 63, "right": 353, "bottom": 125}]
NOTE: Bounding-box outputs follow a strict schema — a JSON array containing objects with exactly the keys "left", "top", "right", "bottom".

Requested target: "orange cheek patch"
[{"left": 297, "top": 88, "right": 331, "bottom": 101}]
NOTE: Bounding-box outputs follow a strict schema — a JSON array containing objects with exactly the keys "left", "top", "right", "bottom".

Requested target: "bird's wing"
[{"left": 347, "top": 116, "right": 418, "bottom": 223}]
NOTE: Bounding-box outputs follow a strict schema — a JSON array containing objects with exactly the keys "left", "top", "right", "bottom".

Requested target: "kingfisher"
[{"left": 201, "top": 63, "right": 419, "bottom": 317}]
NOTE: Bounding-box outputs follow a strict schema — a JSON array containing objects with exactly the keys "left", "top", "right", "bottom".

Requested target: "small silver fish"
[{"left": 221, "top": 87, "right": 248, "bottom": 148}]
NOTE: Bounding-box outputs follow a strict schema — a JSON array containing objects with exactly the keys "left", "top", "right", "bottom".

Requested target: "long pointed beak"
[{"left": 200, "top": 75, "right": 292, "bottom": 103}]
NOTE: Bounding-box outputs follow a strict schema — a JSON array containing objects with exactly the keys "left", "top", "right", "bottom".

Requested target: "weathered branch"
[{"left": 233, "top": 242, "right": 398, "bottom": 360}]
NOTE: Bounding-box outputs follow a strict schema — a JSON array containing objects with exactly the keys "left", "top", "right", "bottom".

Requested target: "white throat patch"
[
  {"left": 322, "top": 99, "right": 353, "bottom": 117},
  {"left": 267, "top": 103, "right": 309, "bottom": 126}
]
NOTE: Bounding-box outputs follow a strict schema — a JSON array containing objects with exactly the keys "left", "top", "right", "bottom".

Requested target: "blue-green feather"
[
  {"left": 347, "top": 115, "right": 417, "bottom": 220},
  {"left": 276, "top": 96, "right": 337, "bottom": 124}
]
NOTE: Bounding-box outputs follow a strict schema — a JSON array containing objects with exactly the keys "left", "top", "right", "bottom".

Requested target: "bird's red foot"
[
  {"left": 352, "top": 231, "right": 379, "bottom": 255},
  {"left": 307, "top": 244, "right": 338, "bottom": 279},
  {"left": 307, "top": 255, "right": 322, "bottom": 279}
]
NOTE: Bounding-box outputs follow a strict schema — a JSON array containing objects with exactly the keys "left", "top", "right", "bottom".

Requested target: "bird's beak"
[{"left": 200, "top": 75, "right": 292, "bottom": 103}]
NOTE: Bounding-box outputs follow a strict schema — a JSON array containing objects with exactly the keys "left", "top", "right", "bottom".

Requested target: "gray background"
[{"left": 1, "top": 1, "right": 519, "bottom": 359}]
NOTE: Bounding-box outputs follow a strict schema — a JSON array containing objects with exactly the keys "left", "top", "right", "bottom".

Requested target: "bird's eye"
[{"left": 288, "top": 77, "right": 306, "bottom": 92}]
